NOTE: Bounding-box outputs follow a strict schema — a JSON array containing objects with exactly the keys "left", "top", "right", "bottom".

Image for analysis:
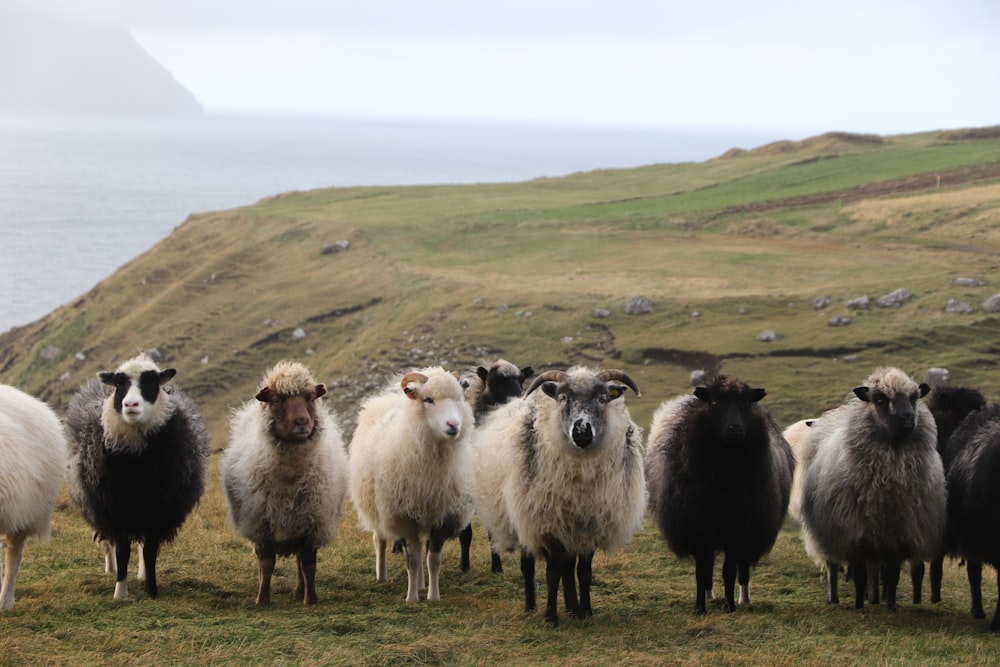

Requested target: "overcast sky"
[{"left": 19, "top": 0, "right": 1000, "bottom": 133}]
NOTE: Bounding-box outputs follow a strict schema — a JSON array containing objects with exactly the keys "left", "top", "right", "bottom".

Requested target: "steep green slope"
[{"left": 2, "top": 127, "right": 998, "bottom": 440}]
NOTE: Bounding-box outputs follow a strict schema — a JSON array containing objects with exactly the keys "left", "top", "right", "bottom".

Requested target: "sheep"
[
  {"left": 349, "top": 366, "right": 475, "bottom": 603},
  {"left": 457, "top": 359, "right": 533, "bottom": 573},
  {"left": 942, "top": 403, "right": 1000, "bottom": 631},
  {"left": 645, "top": 375, "right": 794, "bottom": 614},
  {"left": 799, "top": 366, "right": 945, "bottom": 611},
  {"left": 0, "top": 385, "right": 68, "bottom": 611},
  {"left": 473, "top": 366, "right": 645, "bottom": 625},
  {"left": 782, "top": 418, "right": 815, "bottom": 523},
  {"left": 910, "top": 385, "right": 986, "bottom": 604},
  {"left": 221, "top": 361, "right": 349, "bottom": 606},
  {"left": 65, "top": 353, "right": 210, "bottom": 600}
]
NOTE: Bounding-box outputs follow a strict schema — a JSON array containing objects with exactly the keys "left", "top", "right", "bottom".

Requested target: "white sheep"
[
  {"left": 799, "top": 366, "right": 945, "bottom": 611},
  {"left": 782, "top": 418, "right": 815, "bottom": 522},
  {"left": 65, "top": 352, "right": 210, "bottom": 600},
  {"left": 221, "top": 360, "right": 349, "bottom": 606},
  {"left": 349, "top": 366, "right": 475, "bottom": 603},
  {"left": 473, "top": 366, "right": 646, "bottom": 625},
  {"left": 0, "top": 385, "right": 68, "bottom": 611}
]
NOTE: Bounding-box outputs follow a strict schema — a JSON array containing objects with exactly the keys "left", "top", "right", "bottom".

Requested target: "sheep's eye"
[{"left": 423, "top": 397, "right": 435, "bottom": 405}]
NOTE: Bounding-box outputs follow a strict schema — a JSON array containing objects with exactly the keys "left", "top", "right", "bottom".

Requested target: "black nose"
[{"left": 572, "top": 421, "right": 594, "bottom": 448}]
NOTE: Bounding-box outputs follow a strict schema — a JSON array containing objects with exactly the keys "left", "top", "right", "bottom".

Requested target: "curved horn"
[
  {"left": 524, "top": 370, "right": 569, "bottom": 396},
  {"left": 400, "top": 372, "right": 429, "bottom": 390},
  {"left": 597, "top": 369, "right": 641, "bottom": 398}
]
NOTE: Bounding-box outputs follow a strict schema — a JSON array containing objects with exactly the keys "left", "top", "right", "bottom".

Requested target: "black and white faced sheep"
[
  {"left": 221, "top": 361, "right": 349, "bottom": 607},
  {"left": 799, "top": 367, "right": 945, "bottom": 611},
  {"left": 0, "top": 385, "right": 68, "bottom": 611},
  {"left": 645, "top": 375, "right": 794, "bottom": 614},
  {"left": 65, "top": 353, "right": 210, "bottom": 600},
  {"left": 473, "top": 366, "right": 645, "bottom": 626},
  {"left": 457, "top": 359, "right": 533, "bottom": 574},
  {"left": 349, "top": 366, "right": 475, "bottom": 603},
  {"left": 943, "top": 403, "right": 1000, "bottom": 631},
  {"left": 910, "top": 386, "right": 986, "bottom": 604}
]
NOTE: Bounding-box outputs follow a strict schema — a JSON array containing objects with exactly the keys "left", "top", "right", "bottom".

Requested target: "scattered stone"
[
  {"left": 690, "top": 369, "right": 709, "bottom": 386},
  {"left": 592, "top": 308, "right": 611, "bottom": 319},
  {"left": 473, "top": 297, "right": 485, "bottom": 306},
  {"left": 200, "top": 356, "right": 209, "bottom": 365},
  {"left": 39, "top": 345, "right": 61, "bottom": 362},
  {"left": 624, "top": 296, "right": 654, "bottom": 315},
  {"left": 756, "top": 330, "right": 777, "bottom": 342},
  {"left": 842, "top": 354, "right": 859, "bottom": 363},
  {"left": 945, "top": 298, "right": 974, "bottom": 314},
  {"left": 877, "top": 288, "right": 912, "bottom": 308},
  {"left": 321, "top": 240, "right": 350, "bottom": 254},
  {"left": 291, "top": 327, "right": 307, "bottom": 341},
  {"left": 691, "top": 311, "right": 701, "bottom": 318},
  {"left": 983, "top": 294, "right": 1000, "bottom": 313},
  {"left": 75, "top": 352, "right": 86, "bottom": 361},
  {"left": 828, "top": 316, "right": 852, "bottom": 327},
  {"left": 954, "top": 277, "right": 986, "bottom": 287},
  {"left": 923, "top": 367, "right": 951, "bottom": 388},
  {"left": 560, "top": 336, "right": 574, "bottom": 344},
  {"left": 813, "top": 295, "right": 833, "bottom": 310},
  {"left": 846, "top": 295, "right": 870, "bottom": 310},
  {"left": 737, "top": 306, "right": 748, "bottom": 315}
]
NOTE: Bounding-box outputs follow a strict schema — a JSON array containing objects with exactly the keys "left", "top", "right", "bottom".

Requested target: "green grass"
[{"left": 2, "top": 126, "right": 1000, "bottom": 664}]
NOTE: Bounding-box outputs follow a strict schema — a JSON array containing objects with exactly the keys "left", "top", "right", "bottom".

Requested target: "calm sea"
[{"left": 0, "top": 114, "right": 776, "bottom": 333}]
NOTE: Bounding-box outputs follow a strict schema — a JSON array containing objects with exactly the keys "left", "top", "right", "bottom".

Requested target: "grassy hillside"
[{"left": 2, "top": 126, "right": 1000, "bottom": 665}]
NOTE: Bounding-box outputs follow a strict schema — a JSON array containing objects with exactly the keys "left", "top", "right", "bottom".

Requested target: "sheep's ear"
[
  {"left": 918, "top": 383, "right": 931, "bottom": 398},
  {"left": 403, "top": 386, "right": 421, "bottom": 400},
  {"left": 693, "top": 387, "right": 711, "bottom": 402},
  {"left": 750, "top": 387, "right": 766, "bottom": 403},
  {"left": 255, "top": 387, "right": 272, "bottom": 402},
  {"left": 476, "top": 366, "right": 489, "bottom": 382},
  {"left": 854, "top": 386, "right": 871, "bottom": 402},
  {"left": 521, "top": 366, "right": 534, "bottom": 381},
  {"left": 607, "top": 384, "right": 628, "bottom": 401},
  {"left": 159, "top": 368, "right": 177, "bottom": 385},
  {"left": 540, "top": 382, "right": 559, "bottom": 399},
  {"left": 314, "top": 383, "right": 327, "bottom": 399},
  {"left": 98, "top": 371, "right": 117, "bottom": 386}
]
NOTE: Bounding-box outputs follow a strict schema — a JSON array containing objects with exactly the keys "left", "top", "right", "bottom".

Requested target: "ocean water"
[{"left": 0, "top": 115, "right": 775, "bottom": 333}]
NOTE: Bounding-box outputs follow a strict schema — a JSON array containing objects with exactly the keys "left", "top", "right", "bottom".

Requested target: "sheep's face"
[
  {"left": 402, "top": 371, "right": 468, "bottom": 440},
  {"left": 479, "top": 361, "right": 534, "bottom": 407},
  {"left": 256, "top": 384, "right": 326, "bottom": 442},
  {"left": 540, "top": 378, "right": 627, "bottom": 451},
  {"left": 854, "top": 378, "right": 931, "bottom": 443},
  {"left": 99, "top": 364, "right": 176, "bottom": 425},
  {"left": 693, "top": 376, "right": 766, "bottom": 446}
]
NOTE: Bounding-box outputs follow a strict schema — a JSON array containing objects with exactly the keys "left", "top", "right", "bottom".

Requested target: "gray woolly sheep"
[
  {"left": 65, "top": 353, "right": 210, "bottom": 600},
  {"left": 457, "top": 359, "right": 533, "bottom": 573},
  {"left": 943, "top": 403, "right": 1000, "bottom": 631},
  {"left": 799, "top": 366, "right": 945, "bottom": 611},
  {"left": 473, "top": 366, "right": 645, "bottom": 625},
  {"left": 0, "top": 385, "right": 68, "bottom": 611},
  {"left": 349, "top": 366, "right": 475, "bottom": 602},
  {"left": 645, "top": 375, "right": 794, "bottom": 614},
  {"left": 221, "top": 361, "right": 349, "bottom": 606}
]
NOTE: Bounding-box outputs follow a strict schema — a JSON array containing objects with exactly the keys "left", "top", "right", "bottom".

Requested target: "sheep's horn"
[
  {"left": 400, "top": 372, "right": 429, "bottom": 390},
  {"left": 597, "top": 369, "right": 641, "bottom": 398},
  {"left": 525, "top": 370, "right": 568, "bottom": 396}
]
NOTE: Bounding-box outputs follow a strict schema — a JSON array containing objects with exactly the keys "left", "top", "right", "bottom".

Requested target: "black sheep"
[{"left": 645, "top": 375, "right": 794, "bottom": 614}]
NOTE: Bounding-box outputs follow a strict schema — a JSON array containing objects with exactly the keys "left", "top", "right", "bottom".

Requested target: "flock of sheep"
[{"left": 2, "top": 353, "right": 1000, "bottom": 632}]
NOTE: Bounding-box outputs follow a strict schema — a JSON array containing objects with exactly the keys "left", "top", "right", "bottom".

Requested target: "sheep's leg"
[
  {"left": 738, "top": 561, "right": 751, "bottom": 606},
  {"left": 295, "top": 547, "right": 319, "bottom": 605},
  {"left": 103, "top": 540, "right": 116, "bottom": 575},
  {"left": 0, "top": 531, "right": 28, "bottom": 611},
  {"left": 520, "top": 551, "right": 536, "bottom": 613},
  {"left": 254, "top": 542, "right": 276, "bottom": 607},
  {"left": 426, "top": 545, "right": 442, "bottom": 602},
  {"left": 113, "top": 541, "right": 131, "bottom": 600},
  {"left": 882, "top": 561, "right": 901, "bottom": 611},
  {"left": 911, "top": 560, "right": 925, "bottom": 604},
  {"left": 576, "top": 551, "right": 594, "bottom": 619},
  {"left": 543, "top": 551, "right": 565, "bottom": 625},
  {"left": 142, "top": 540, "right": 159, "bottom": 599},
  {"left": 721, "top": 554, "right": 739, "bottom": 612},
  {"left": 990, "top": 571, "right": 1000, "bottom": 633},
  {"left": 930, "top": 558, "right": 944, "bottom": 603},
  {"left": 458, "top": 524, "right": 472, "bottom": 573},
  {"left": 850, "top": 559, "right": 867, "bottom": 610},
  {"left": 866, "top": 563, "right": 880, "bottom": 605},
  {"left": 560, "top": 556, "right": 580, "bottom": 618},
  {"left": 373, "top": 533, "right": 387, "bottom": 582},
  {"left": 136, "top": 544, "right": 146, "bottom": 582},
  {"left": 968, "top": 557, "right": 985, "bottom": 619},
  {"left": 825, "top": 560, "right": 839, "bottom": 604},
  {"left": 403, "top": 541, "right": 422, "bottom": 602},
  {"left": 694, "top": 552, "right": 715, "bottom": 614},
  {"left": 489, "top": 531, "right": 504, "bottom": 573}
]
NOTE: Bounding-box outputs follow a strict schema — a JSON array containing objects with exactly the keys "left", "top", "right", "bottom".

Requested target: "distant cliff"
[{"left": 0, "top": 6, "right": 203, "bottom": 118}]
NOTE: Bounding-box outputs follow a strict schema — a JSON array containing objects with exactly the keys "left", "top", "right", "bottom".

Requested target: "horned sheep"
[
  {"left": 645, "top": 375, "right": 794, "bottom": 614},
  {"left": 65, "top": 353, "right": 210, "bottom": 600},
  {"left": 473, "top": 366, "right": 646, "bottom": 625},
  {"left": 799, "top": 366, "right": 945, "bottom": 611},
  {"left": 0, "top": 385, "right": 69, "bottom": 611},
  {"left": 221, "top": 361, "right": 349, "bottom": 606},
  {"left": 349, "top": 366, "right": 475, "bottom": 603}
]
